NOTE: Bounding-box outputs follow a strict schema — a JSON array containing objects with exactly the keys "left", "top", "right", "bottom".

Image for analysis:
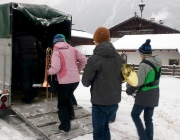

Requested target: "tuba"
[
  {"left": 42, "top": 47, "right": 53, "bottom": 87},
  {"left": 121, "top": 63, "right": 138, "bottom": 86}
]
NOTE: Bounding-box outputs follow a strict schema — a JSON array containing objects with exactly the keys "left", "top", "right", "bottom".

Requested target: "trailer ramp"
[{"left": 11, "top": 99, "right": 92, "bottom": 140}]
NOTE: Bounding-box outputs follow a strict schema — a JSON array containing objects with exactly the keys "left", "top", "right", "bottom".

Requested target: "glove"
[{"left": 126, "top": 85, "right": 136, "bottom": 96}]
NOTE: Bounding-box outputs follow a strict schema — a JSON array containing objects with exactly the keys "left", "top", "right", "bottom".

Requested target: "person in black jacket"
[
  {"left": 13, "top": 32, "right": 44, "bottom": 104},
  {"left": 82, "top": 27, "right": 126, "bottom": 140}
]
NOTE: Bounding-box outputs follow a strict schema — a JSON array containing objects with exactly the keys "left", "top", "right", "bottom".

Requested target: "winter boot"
[{"left": 21, "top": 89, "right": 32, "bottom": 104}]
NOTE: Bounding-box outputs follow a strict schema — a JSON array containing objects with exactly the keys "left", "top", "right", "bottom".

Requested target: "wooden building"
[
  {"left": 74, "top": 15, "right": 180, "bottom": 64},
  {"left": 109, "top": 14, "right": 180, "bottom": 42},
  {"left": 71, "top": 29, "right": 94, "bottom": 47}
]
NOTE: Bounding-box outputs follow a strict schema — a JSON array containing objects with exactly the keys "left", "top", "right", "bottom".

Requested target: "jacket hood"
[
  {"left": 53, "top": 42, "right": 70, "bottom": 51},
  {"left": 146, "top": 55, "right": 162, "bottom": 67},
  {"left": 93, "top": 41, "right": 116, "bottom": 58}
]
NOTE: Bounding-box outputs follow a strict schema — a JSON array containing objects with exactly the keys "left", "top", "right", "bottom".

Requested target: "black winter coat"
[
  {"left": 82, "top": 41, "right": 125, "bottom": 106},
  {"left": 13, "top": 32, "right": 43, "bottom": 61}
]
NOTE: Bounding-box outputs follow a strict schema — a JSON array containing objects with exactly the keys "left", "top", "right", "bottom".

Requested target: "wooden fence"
[
  {"left": 132, "top": 64, "right": 180, "bottom": 77},
  {"left": 81, "top": 65, "right": 180, "bottom": 78}
]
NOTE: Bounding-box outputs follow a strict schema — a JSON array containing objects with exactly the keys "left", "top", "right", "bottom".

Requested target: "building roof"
[
  {"left": 109, "top": 16, "right": 180, "bottom": 33},
  {"left": 71, "top": 30, "right": 93, "bottom": 39},
  {"left": 113, "top": 34, "right": 180, "bottom": 53}
]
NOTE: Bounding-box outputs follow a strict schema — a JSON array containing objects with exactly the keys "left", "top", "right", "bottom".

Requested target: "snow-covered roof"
[
  {"left": 75, "top": 34, "right": 180, "bottom": 56},
  {"left": 113, "top": 34, "right": 180, "bottom": 53},
  {"left": 75, "top": 45, "right": 95, "bottom": 55},
  {"left": 71, "top": 30, "right": 93, "bottom": 39},
  {"left": 110, "top": 38, "right": 119, "bottom": 43}
]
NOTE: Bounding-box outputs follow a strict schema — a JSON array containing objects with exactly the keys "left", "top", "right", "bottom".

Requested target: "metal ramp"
[{"left": 11, "top": 99, "right": 92, "bottom": 140}]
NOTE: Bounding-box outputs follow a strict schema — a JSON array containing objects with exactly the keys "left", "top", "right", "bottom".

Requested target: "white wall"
[
  {"left": 121, "top": 50, "right": 180, "bottom": 65},
  {"left": 0, "top": 38, "right": 12, "bottom": 86}
]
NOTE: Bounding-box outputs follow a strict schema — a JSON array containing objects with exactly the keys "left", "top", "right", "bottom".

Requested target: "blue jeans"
[
  {"left": 92, "top": 104, "right": 118, "bottom": 140},
  {"left": 131, "top": 104, "right": 154, "bottom": 140}
]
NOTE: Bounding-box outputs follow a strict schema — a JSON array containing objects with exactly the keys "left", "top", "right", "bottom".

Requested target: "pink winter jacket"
[{"left": 48, "top": 42, "right": 87, "bottom": 84}]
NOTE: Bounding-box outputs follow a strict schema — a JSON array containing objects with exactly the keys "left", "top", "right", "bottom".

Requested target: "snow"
[
  {"left": 0, "top": 119, "right": 36, "bottom": 140},
  {"left": 113, "top": 34, "right": 180, "bottom": 53},
  {"left": 71, "top": 30, "right": 93, "bottom": 39},
  {"left": 0, "top": 75, "right": 180, "bottom": 140}
]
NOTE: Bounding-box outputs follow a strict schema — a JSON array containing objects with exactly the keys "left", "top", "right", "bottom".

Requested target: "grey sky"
[
  {"left": 1, "top": 0, "right": 180, "bottom": 34},
  {"left": 0, "top": 0, "right": 59, "bottom": 6}
]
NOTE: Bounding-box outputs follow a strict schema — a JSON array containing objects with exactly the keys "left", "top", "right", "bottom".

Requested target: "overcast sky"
[
  {"left": 0, "top": 0, "right": 59, "bottom": 6},
  {"left": 1, "top": 0, "right": 180, "bottom": 34}
]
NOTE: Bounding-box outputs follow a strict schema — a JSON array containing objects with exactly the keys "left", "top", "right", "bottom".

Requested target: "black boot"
[
  {"left": 58, "top": 107, "right": 71, "bottom": 132},
  {"left": 21, "top": 89, "right": 32, "bottom": 104},
  {"left": 109, "top": 117, "right": 116, "bottom": 123},
  {"left": 31, "top": 88, "right": 38, "bottom": 100}
]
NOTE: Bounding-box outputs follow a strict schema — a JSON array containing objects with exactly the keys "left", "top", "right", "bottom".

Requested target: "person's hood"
[
  {"left": 145, "top": 55, "right": 162, "bottom": 67},
  {"left": 93, "top": 41, "right": 116, "bottom": 58},
  {"left": 53, "top": 42, "right": 70, "bottom": 51}
]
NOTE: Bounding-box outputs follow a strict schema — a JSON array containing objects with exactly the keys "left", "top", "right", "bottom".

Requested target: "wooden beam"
[
  {"left": 116, "top": 50, "right": 136, "bottom": 52},
  {"left": 117, "top": 29, "right": 154, "bottom": 33},
  {"left": 121, "top": 25, "right": 153, "bottom": 28}
]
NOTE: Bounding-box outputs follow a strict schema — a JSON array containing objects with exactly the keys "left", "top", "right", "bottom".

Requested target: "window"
[{"left": 169, "top": 59, "right": 179, "bottom": 65}]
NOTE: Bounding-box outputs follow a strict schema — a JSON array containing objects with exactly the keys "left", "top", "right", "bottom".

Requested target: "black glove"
[{"left": 126, "top": 85, "right": 136, "bottom": 96}]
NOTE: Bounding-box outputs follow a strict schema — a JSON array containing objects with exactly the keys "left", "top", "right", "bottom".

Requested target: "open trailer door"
[
  {"left": 0, "top": 3, "right": 12, "bottom": 109},
  {"left": 0, "top": 2, "right": 72, "bottom": 109}
]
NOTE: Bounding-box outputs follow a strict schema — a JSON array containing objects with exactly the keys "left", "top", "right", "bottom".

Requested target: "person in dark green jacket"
[
  {"left": 126, "top": 39, "right": 162, "bottom": 140},
  {"left": 82, "top": 27, "right": 125, "bottom": 140}
]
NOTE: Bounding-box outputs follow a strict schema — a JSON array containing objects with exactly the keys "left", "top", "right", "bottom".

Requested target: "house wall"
[
  {"left": 71, "top": 37, "right": 93, "bottom": 47},
  {"left": 120, "top": 50, "right": 180, "bottom": 65}
]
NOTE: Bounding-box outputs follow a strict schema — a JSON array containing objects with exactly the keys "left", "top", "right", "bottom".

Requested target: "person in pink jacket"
[{"left": 48, "top": 34, "right": 87, "bottom": 134}]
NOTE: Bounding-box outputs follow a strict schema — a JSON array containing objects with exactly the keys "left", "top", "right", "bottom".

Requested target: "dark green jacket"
[
  {"left": 82, "top": 41, "right": 125, "bottom": 106},
  {"left": 135, "top": 55, "right": 162, "bottom": 107}
]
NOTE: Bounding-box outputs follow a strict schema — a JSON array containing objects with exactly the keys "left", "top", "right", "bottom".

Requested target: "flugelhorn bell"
[{"left": 121, "top": 63, "right": 138, "bottom": 86}]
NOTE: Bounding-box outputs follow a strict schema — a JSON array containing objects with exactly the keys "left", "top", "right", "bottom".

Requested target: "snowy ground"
[{"left": 0, "top": 75, "right": 180, "bottom": 140}]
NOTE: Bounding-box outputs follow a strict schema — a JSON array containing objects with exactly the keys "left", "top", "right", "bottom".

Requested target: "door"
[{"left": 0, "top": 38, "right": 12, "bottom": 109}]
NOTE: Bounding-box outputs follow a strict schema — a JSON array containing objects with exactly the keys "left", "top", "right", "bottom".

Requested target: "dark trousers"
[
  {"left": 20, "top": 60, "right": 38, "bottom": 101},
  {"left": 70, "top": 82, "right": 79, "bottom": 105},
  {"left": 131, "top": 104, "right": 154, "bottom": 140},
  {"left": 92, "top": 104, "right": 118, "bottom": 140},
  {"left": 57, "top": 82, "right": 79, "bottom": 132}
]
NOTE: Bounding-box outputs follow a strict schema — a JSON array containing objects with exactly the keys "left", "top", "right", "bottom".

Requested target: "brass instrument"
[
  {"left": 42, "top": 47, "right": 53, "bottom": 111},
  {"left": 121, "top": 63, "right": 138, "bottom": 86},
  {"left": 42, "top": 47, "right": 53, "bottom": 87}
]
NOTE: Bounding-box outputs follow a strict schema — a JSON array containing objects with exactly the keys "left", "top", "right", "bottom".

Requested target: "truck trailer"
[
  {"left": 0, "top": 2, "right": 72, "bottom": 109},
  {"left": 0, "top": 3, "right": 93, "bottom": 139}
]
